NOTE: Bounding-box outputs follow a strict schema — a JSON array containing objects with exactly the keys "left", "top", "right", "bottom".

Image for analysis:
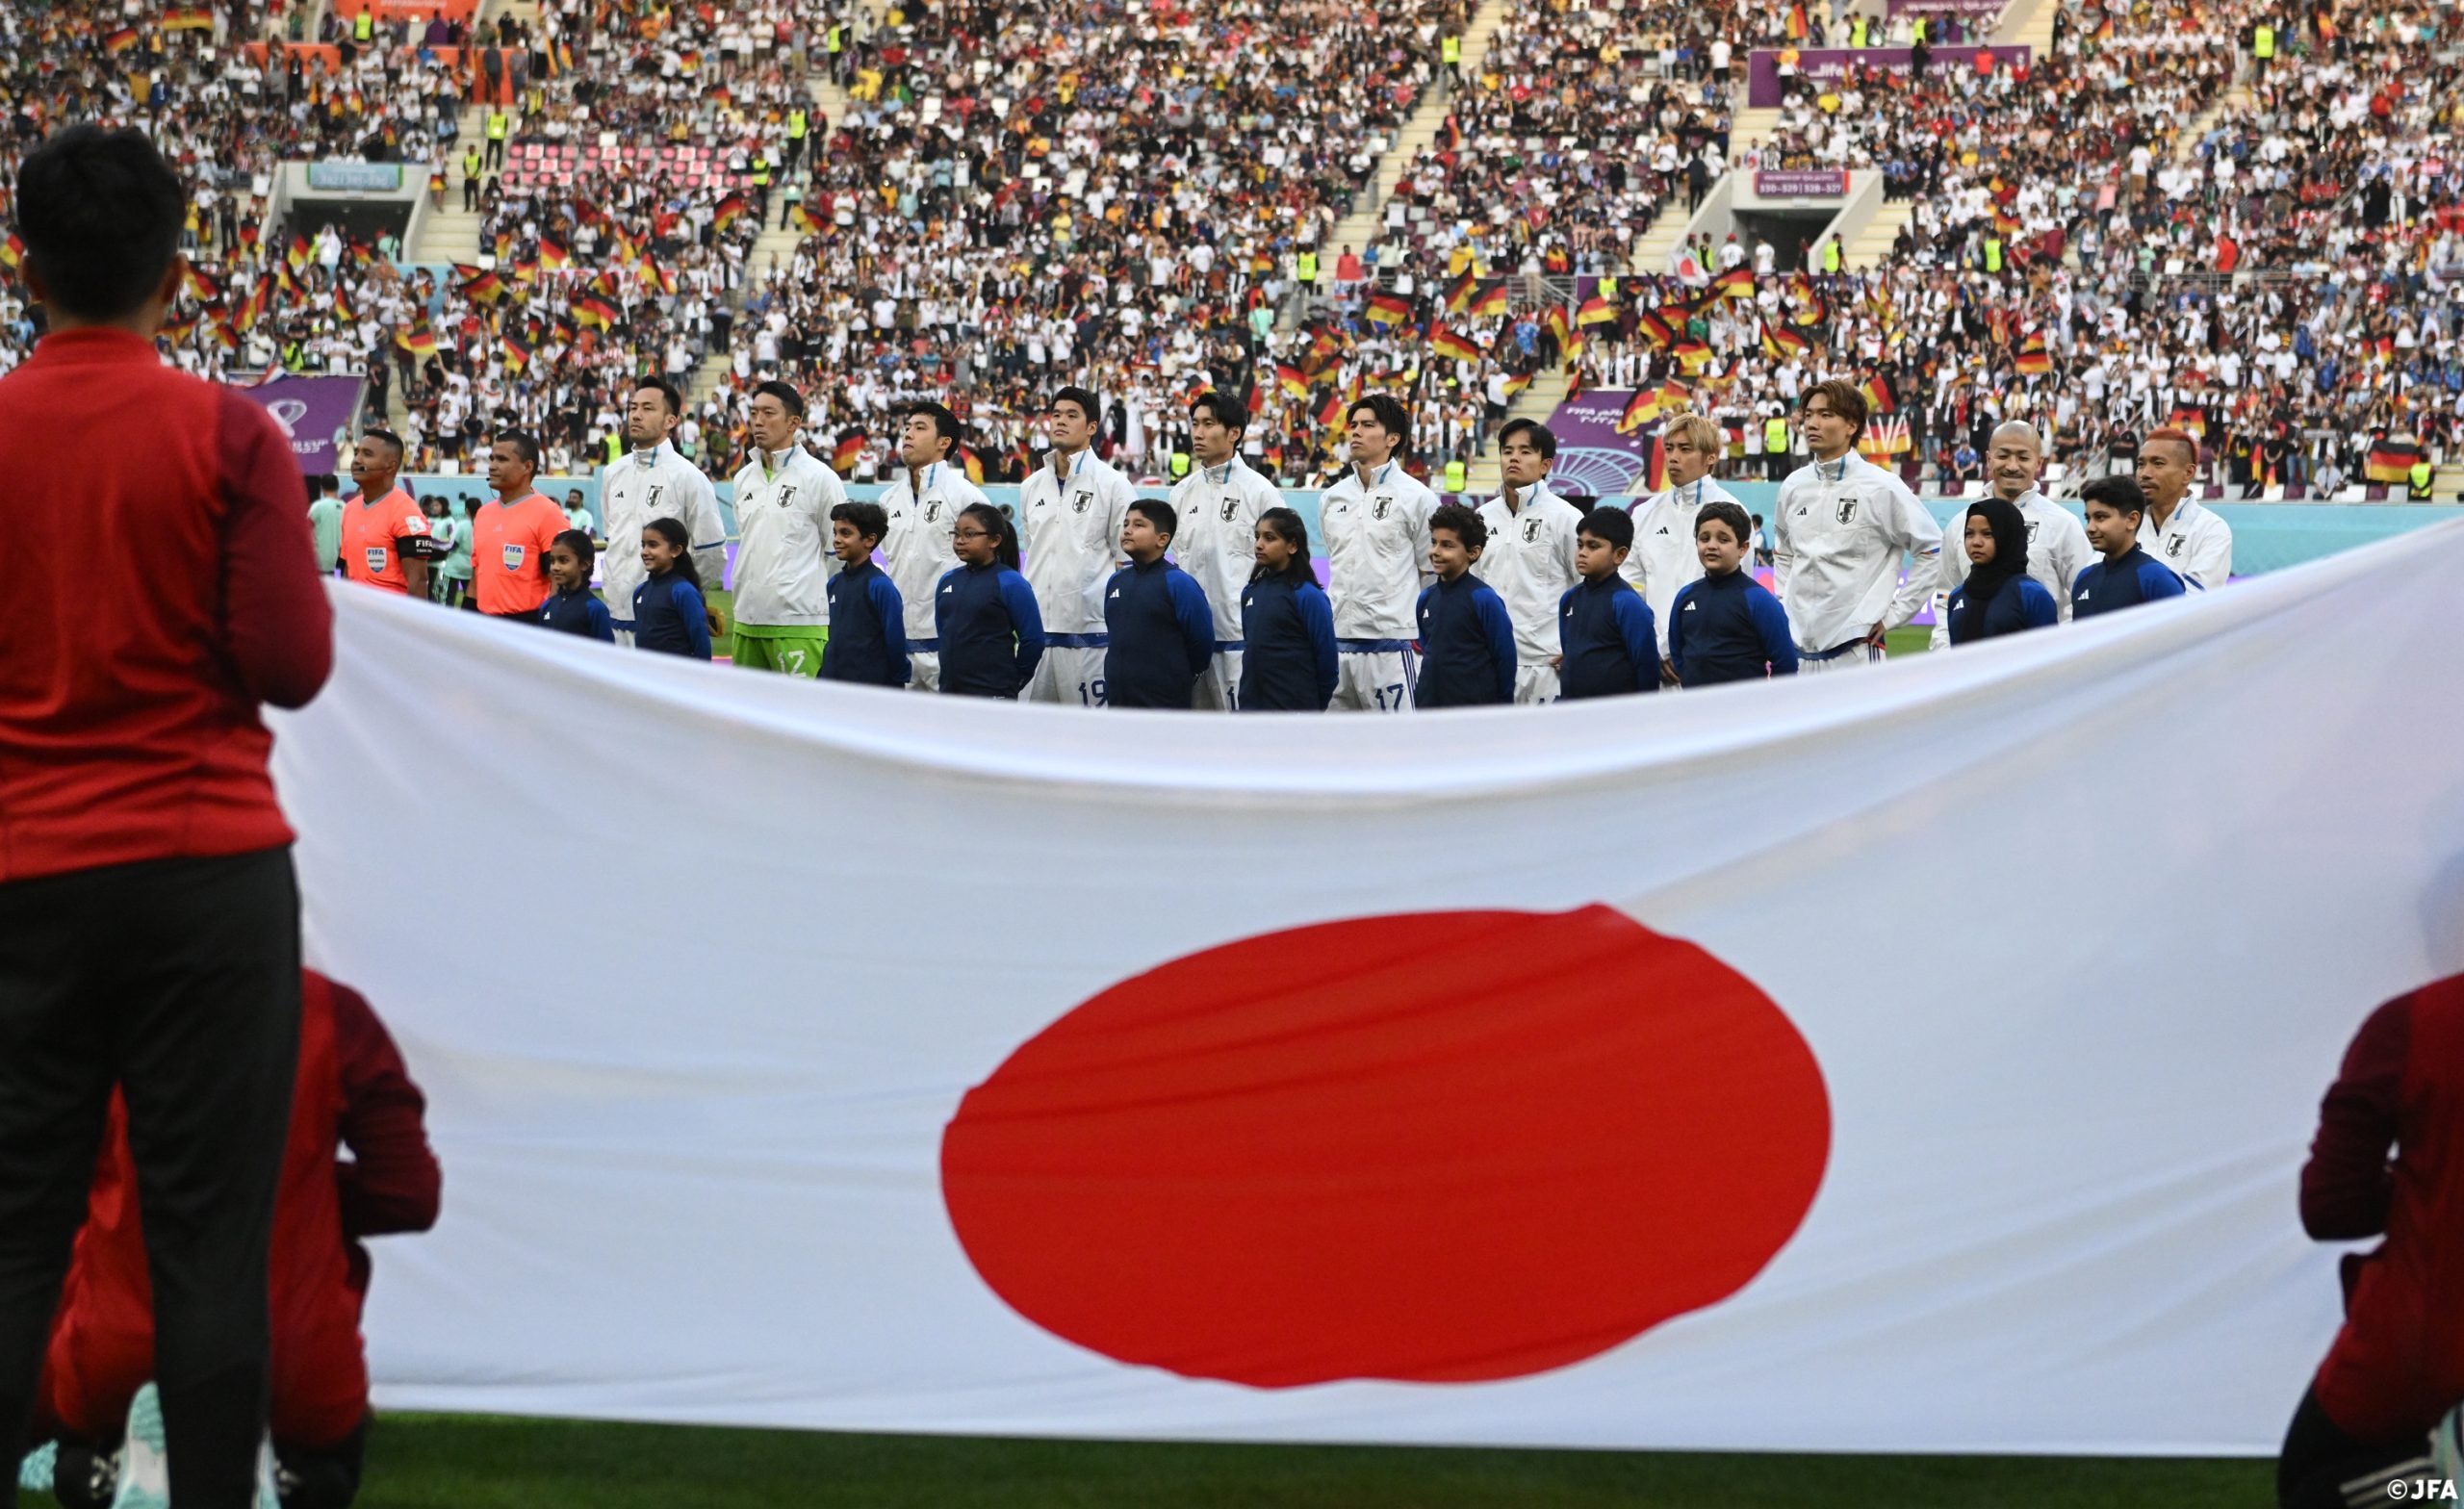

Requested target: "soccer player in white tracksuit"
[
  {"left": 1319, "top": 394, "right": 1437, "bottom": 711},
  {"left": 879, "top": 401, "right": 989, "bottom": 692},
  {"left": 600, "top": 377, "right": 727, "bottom": 648},
  {"left": 726, "top": 379, "right": 843, "bottom": 677},
  {"left": 1770, "top": 379, "right": 1943, "bottom": 673},
  {"left": 1930, "top": 421, "right": 2092, "bottom": 650},
  {"left": 2132, "top": 425, "right": 2234, "bottom": 590},
  {"left": 1018, "top": 386, "right": 1133, "bottom": 705},
  {"left": 1471, "top": 418, "right": 1583, "bottom": 704},
  {"left": 1620, "top": 411, "right": 1728, "bottom": 688},
  {"left": 1168, "top": 391, "right": 1278, "bottom": 710}
]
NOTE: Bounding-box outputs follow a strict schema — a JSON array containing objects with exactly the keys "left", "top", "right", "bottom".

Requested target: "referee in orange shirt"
[
  {"left": 471, "top": 432, "right": 567, "bottom": 621},
  {"left": 338, "top": 428, "right": 442, "bottom": 599}
]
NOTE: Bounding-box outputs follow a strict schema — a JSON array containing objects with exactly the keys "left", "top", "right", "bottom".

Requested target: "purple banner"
[
  {"left": 1536, "top": 391, "right": 1662, "bottom": 498},
  {"left": 1753, "top": 169, "right": 1849, "bottom": 198},
  {"left": 234, "top": 374, "right": 365, "bottom": 475},
  {"left": 1746, "top": 46, "right": 2031, "bottom": 108}
]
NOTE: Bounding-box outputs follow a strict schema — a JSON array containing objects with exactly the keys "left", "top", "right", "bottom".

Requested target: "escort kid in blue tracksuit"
[
  {"left": 1102, "top": 499, "right": 1216, "bottom": 709},
  {"left": 1668, "top": 500, "right": 1798, "bottom": 686},
  {"left": 2072, "top": 476, "right": 2190, "bottom": 620},
  {"left": 1237, "top": 508, "right": 1339, "bottom": 711},
  {"left": 936, "top": 504, "right": 1046, "bottom": 698},
  {"left": 820, "top": 501, "right": 911, "bottom": 686},
  {"left": 1555, "top": 508, "right": 1660, "bottom": 699},
  {"left": 1413, "top": 503, "right": 1518, "bottom": 708}
]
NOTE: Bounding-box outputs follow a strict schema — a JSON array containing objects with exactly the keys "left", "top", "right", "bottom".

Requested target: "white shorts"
[
  {"left": 1513, "top": 664, "right": 1559, "bottom": 705},
  {"left": 1800, "top": 642, "right": 1884, "bottom": 675},
  {"left": 1328, "top": 645, "right": 1418, "bottom": 712},
  {"left": 906, "top": 650, "right": 940, "bottom": 692},
  {"left": 1192, "top": 648, "right": 1245, "bottom": 711},
  {"left": 1026, "top": 641, "right": 1109, "bottom": 705}
]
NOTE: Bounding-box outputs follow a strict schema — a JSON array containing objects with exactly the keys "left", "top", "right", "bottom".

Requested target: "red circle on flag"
[{"left": 940, "top": 906, "right": 1831, "bottom": 1388}]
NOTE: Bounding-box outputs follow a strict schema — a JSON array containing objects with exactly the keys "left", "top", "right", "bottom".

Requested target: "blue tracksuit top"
[
  {"left": 1413, "top": 572, "right": 1517, "bottom": 707},
  {"left": 632, "top": 572, "right": 712, "bottom": 659},
  {"left": 1669, "top": 568, "right": 1798, "bottom": 687},
  {"left": 1945, "top": 575, "right": 2059, "bottom": 644},
  {"left": 2072, "top": 547, "right": 2188, "bottom": 620},
  {"left": 1237, "top": 574, "right": 1339, "bottom": 711},
  {"left": 538, "top": 585, "right": 614, "bottom": 642},
  {"left": 1102, "top": 556, "right": 1216, "bottom": 709},
  {"left": 1556, "top": 576, "right": 1660, "bottom": 700},
  {"left": 935, "top": 560, "right": 1046, "bottom": 698},
  {"left": 822, "top": 559, "right": 911, "bottom": 686}
]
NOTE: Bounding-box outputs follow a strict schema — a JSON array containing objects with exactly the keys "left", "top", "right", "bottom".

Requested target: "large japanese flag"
[{"left": 275, "top": 521, "right": 2464, "bottom": 1455}]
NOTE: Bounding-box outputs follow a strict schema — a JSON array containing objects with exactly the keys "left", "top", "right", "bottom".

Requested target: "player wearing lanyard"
[
  {"left": 1166, "top": 391, "right": 1277, "bottom": 710},
  {"left": 1769, "top": 379, "right": 1941, "bottom": 672}
]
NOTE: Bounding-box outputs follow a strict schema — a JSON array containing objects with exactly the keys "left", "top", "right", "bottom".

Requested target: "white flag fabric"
[{"left": 275, "top": 520, "right": 2464, "bottom": 1455}]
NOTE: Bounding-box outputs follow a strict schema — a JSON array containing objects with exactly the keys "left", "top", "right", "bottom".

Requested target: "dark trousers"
[
  {"left": 0, "top": 849, "right": 302, "bottom": 1509},
  {"left": 2278, "top": 1383, "right": 2435, "bottom": 1508}
]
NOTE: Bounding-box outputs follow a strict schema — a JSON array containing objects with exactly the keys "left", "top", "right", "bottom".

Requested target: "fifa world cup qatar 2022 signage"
[{"left": 231, "top": 374, "right": 365, "bottom": 474}]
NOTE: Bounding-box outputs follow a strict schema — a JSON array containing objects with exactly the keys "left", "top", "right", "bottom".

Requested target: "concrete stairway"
[
  {"left": 1728, "top": 104, "right": 1784, "bottom": 159},
  {"left": 1996, "top": 0, "right": 2057, "bottom": 48},
  {"left": 1841, "top": 195, "right": 1912, "bottom": 271},
  {"left": 2173, "top": 82, "right": 2251, "bottom": 164},
  {"left": 1320, "top": 0, "right": 1510, "bottom": 274},
  {"left": 1629, "top": 194, "right": 1694, "bottom": 275}
]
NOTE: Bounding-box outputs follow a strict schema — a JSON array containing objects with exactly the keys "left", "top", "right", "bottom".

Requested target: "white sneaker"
[{"left": 108, "top": 1382, "right": 282, "bottom": 1509}]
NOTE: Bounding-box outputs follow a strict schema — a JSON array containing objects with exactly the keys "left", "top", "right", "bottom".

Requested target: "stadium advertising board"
[
  {"left": 1747, "top": 46, "right": 2032, "bottom": 107},
  {"left": 1886, "top": 0, "right": 2012, "bottom": 13},
  {"left": 233, "top": 374, "right": 363, "bottom": 473},
  {"left": 1753, "top": 169, "right": 1851, "bottom": 198},
  {"left": 305, "top": 161, "right": 405, "bottom": 193},
  {"left": 274, "top": 518, "right": 2464, "bottom": 1452},
  {"left": 1535, "top": 391, "right": 1664, "bottom": 496}
]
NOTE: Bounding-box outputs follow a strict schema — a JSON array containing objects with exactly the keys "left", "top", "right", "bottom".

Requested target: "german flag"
[
  {"left": 831, "top": 433, "right": 867, "bottom": 475},
  {"left": 711, "top": 194, "right": 751, "bottom": 233},
  {"left": 1993, "top": 206, "right": 2022, "bottom": 237},
  {"left": 1, "top": 231, "right": 25, "bottom": 271},
  {"left": 2167, "top": 405, "right": 2208, "bottom": 440},
  {"left": 1861, "top": 373, "right": 1896, "bottom": 416},
  {"left": 1542, "top": 305, "right": 1572, "bottom": 353},
  {"left": 511, "top": 258, "right": 539, "bottom": 284},
  {"left": 1674, "top": 340, "right": 1715, "bottom": 374},
  {"left": 587, "top": 269, "right": 621, "bottom": 299},
  {"left": 184, "top": 265, "right": 223, "bottom": 303},
  {"left": 1246, "top": 383, "right": 1264, "bottom": 417},
  {"left": 571, "top": 295, "right": 620, "bottom": 330},
  {"left": 647, "top": 264, "right": 679, "bottom": 297},
  {"left": 1634, "top": 309, "right": 1675, "bottom": 348},
  {"left": 273, "top": 261, "right": 299, "bottom": 299},
  {"left": 788, "top": 202, "right": 821, "bottom": 234},
  {"left": 1713, "top": 267, "right": 1756, "bottom": 301},
  {"left": 501, "top": 330, "right": 534, "bottom": 371},
  {"left": 1365, "top": 294, "right": 1411, "bottom": 327},
  {"left": 1428, "top": 321, "right": 1482, "bottom": 364},
  {"left": 2014, "top": 333, "right": 2051, "bottom": 377},
  {"left": 236, "top": 275, "right": 269, "bottom": 331},
  {"left": 1500, "top": 371, "right": 1531, "bottom": 400},
  {"left": 1795, "top": 289, "right": 1830, "bottom": 327},
  {"left": 2365, "top": 436, "right": 2423, "bottom": 485},
  {"left": 210, "top": 319, "right": 240, "bottom": 351},
  {"left": 1657, "top": 377, "right": 1691, "bottom": 414},
  {"left": 494, "top": 231, "right": 516, "bottom": 261},
  {"left": 163, "top": 6, "right": 215, "bottom": 28},
  {"left": 1576, "top": 295, "right": 1616, "bottom": 327},
  {"left": 104, "top": 27, "right": 140, "bottom": 53},
  {"left": 1444, "top": 269, "right": 1476, "bottom": 316},
  {"left": 1543, "top": 246, "right": 1571, "bottom": 274},
  {"left": 1312, "top": 390, "right": 1346, "bottom": 432},
  {"left": 1467, "top": 281, "right": 1508, "bottom": 320},
  {"left": 1760, "top": 322, "right": 1810, "bottom": 360},
  {"left": 538, "top": 236, "right": 571, "bottom": 270},
  {"left": 332, "top": 284, "right": 354, "bottom": 323},
  {"left": 1277, "top": 364, "right": 1309, "bottom": 398},
  {"left": 460, "top": 268, "right": 506, "bottom": 303},
  {"left": 957, "top": 446, "right": 986, "bottom": 485},
  {"left": 1615, "top": 387, "right": 1664, "bottom": 436},
  {"left": 287, "top": 235, "right": 311, "bottom": 272},
  {"left": 397, "top": 321, "right": 438, "bottom": 358}
]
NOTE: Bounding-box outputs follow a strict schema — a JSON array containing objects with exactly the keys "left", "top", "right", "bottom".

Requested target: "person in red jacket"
[
  {"left": 0, "top": 126, "right": 331, "bottom": 1509},
  {"left": 2280, "top": 972, "right": 2464, "bottom": 1507},
  {"left": 39, "top": 972, "right": 440, "bottom": 1509}
]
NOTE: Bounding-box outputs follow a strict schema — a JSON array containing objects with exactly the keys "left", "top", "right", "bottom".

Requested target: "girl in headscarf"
[{"left": 1944, "top": 495, "right": 2059, "bottom": 645}]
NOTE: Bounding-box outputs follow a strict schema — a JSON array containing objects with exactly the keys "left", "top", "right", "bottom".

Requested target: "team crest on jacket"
[
  {"left": 2167, "top": 536, "right": 2185, "bottom": 557},
  {"left": 1835, "top": 499, "right": 1859, "bottom": 524},
  {"left": 1072, "top": 490, "right": 1092, "bottom": 515},
  {"left": 925, "top": 501, "right": 941, "bottom": 523},
  {"left": 2025, "top": 521, "right": 2040, "bottom": 542},
  {"left": 1219, "top": 499, "right": 1239, "bottom": 522},
  {"left": 1373, "top": 498, "right": 1392, "bottom": 521},
  {"left": 647, "top": 485, "right": 665, "bottom": 512},
  {"left": 1523, "top": 518, "right": 1544, "bottom": 543},
  {"left": 776, "top": 487, "right": 797, "bottom": 508}
]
